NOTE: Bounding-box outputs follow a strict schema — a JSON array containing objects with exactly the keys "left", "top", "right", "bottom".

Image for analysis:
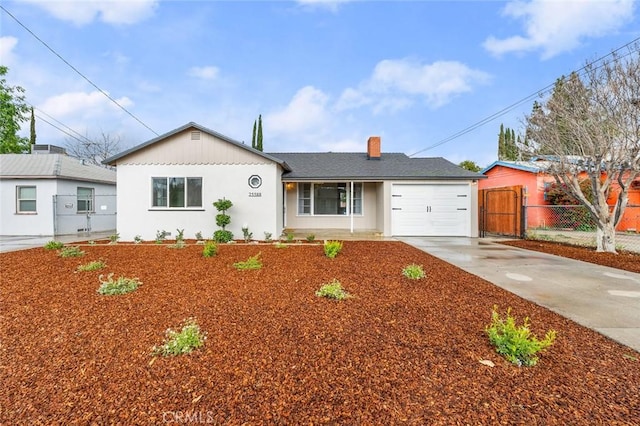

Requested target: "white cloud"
[
  {"left": 21, "top": 0, "right": 158, "bottom": 26},
  {"left": 265, "top": 86, "right": 330, "bottom": 136},
  {"left": 187, "top": 66, "right": 220, "bottom": 81},
  {"left": 337, "top": 58, "right": 490, "bottom": 112},
  {"left": 295, "top": 0, "right": 351, "bottom": 12},
  {"left": 39, "top": 91, "right": 133, "bottom": 118},
  {"left": 0, "top": 36, "right": 19, "bottom": 67},
  {"left": 483, "top": 0, "right": 636, "bottom": 59}
]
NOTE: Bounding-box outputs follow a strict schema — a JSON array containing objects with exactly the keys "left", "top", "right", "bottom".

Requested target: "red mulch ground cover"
[
  {"left": 1, "top": 241, "right": 639, "bottom": 425},
  {"left": 501, "top": 239, "right": 640, "bottom": 274}
]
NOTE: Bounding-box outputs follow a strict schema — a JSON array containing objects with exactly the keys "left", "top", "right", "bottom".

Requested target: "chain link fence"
[
  {"left": 525, "top": 204, "right": 640, "bottom": 253},
  {"left": 53, "top": 194, "right": 117, "bottom": 236}
]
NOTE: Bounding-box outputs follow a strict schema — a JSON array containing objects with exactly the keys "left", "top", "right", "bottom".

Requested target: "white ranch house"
[{"left": 105, "top": 122, "right": 484, "bottom": 241}]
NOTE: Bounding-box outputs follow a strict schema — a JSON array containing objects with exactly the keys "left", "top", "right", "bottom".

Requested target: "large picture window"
[
  {"left": 152, "top": 177, "right": 202, "bottom": 208},
  {"left": 17, "top": 186, "right": 36, "bottom": 213},
  {"left": 297, "top": 182, "right": 362, "bottom": 215},
  {"left": 77, "top": 187, "right": 94, "bottom": 213}
]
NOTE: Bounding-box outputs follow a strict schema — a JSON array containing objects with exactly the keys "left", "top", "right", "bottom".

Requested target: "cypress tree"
[
  {"left": 30, "top": 107, "right": 36, "bottom": 149},
  {"left": 251, "top": 119, "right": 257, "bottom": 149},
  {"left": 257, "top": 114, "right": 263, "bottom": 152}
]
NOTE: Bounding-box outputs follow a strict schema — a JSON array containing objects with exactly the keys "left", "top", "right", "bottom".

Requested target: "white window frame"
[
  {"left": 16, "top": 186, "right": 37, "bottom": 214},
  {"left": 297, "top": 182, "right": 363, "bottom": 216},
  {"left": 151, "top": 177, "right": 203, "bottom": 209},
  {"left": 77, "top": 187, "right": 95, "bottom": 213}
]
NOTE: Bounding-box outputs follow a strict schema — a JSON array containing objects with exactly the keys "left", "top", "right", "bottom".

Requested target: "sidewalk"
[
  {"left": 0, "top": 232, "right": 113, "bottom": 253},
  {"left": 399, "top": 237, "right": 640, "bottom": 353}
]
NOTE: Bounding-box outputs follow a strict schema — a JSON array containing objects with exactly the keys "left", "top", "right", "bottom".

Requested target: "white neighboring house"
[
  {"left": 105, "top": 122, "right": 485, "bottom": 241},
  {"left": 0, "top": 146, "right": 117, "bottom": 236}
]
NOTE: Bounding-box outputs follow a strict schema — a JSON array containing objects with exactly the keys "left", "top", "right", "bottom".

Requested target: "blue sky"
[{"left": 1, "top": 0, "right": 638, "bottom": 167}]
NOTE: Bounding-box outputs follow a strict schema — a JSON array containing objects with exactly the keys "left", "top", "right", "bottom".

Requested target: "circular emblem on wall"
[{"left": 248, "top": 175, "right": 262, "bottom": 189}]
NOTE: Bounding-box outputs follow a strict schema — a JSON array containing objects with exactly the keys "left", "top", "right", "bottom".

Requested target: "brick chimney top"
[{"left": 367, "top": 136, "right": 381, "bottom": 160}]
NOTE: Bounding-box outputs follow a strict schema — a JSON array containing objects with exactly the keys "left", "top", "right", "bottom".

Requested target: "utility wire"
[
  {"left": 35, "top": 114, "right": 90, "bottom": 145},
  {"left": 33, "top": 107, "right": 93, "bottom": 144},
  {"left": 0, "top": 4, "right": 159, "bottom": 137},
  {"left": 409, "top": 35, "right": 640, "bottom": 157}
]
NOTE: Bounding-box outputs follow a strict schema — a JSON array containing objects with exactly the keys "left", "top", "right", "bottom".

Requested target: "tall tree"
[
  {"left": 497, "top": 123, "right": 519, "bottom": 160},
  {"left": 524, "top": 45, "right": 640, "bottom": 253},
  {"left": 29, "top": 107, "right": 36, "bottom": 150},
  {"left": 256, "top": 114, "right": 263, "bottom": 152},
  {"left": 0, "top": 66, "right": 30, "bottom": 153},
  {"left": 459, "top": 160, "right": 482, "bottom": 172},
  {"left": 251, "top": 119, "right": 257, "bottom": 149},
  {"left": 65, "top": 131, "right": 122, "bottom": 167}
]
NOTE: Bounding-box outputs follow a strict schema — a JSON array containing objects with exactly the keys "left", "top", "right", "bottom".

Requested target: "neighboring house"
[
  {"left": 104, "top": 122, "right": 485, "bottom": 241},
  {"left": 0, "top": 146, "right": 117, "bottom": 236},
  {"left": 480, "top": 159, "right": 640, "bottom": 231}
]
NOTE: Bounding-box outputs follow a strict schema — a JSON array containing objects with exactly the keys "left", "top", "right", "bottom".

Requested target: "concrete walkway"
[
  {"left": 0, "top": 232, "right": 113, "bottom": 253},
  {"left": 399, "top": 237, "right": 640, "bottom": 353}
]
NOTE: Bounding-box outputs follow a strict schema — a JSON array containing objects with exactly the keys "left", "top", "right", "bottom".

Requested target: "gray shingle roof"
[
  {"left": 0, "top": 154, "right": 116, "bottom": 184},
  {"left": 269, "top": 152, "right": 485, "bottom": 180}
]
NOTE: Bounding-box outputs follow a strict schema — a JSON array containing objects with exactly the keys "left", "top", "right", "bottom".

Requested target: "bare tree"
[
  {"left": 524, "top": 45, "right": 640, "bottom": 253},
  {"left": 65, "top": 131, "right": 122, "bottom": 167}
]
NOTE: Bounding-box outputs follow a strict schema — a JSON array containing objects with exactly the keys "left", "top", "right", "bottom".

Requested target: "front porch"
[{"left": 281, "top": 228, "right": 390, "bottom": 241}]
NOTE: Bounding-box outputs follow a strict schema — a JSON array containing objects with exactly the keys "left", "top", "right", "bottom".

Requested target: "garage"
[{"left": 391, "top": 183, "right": 471, "bottom": 236}]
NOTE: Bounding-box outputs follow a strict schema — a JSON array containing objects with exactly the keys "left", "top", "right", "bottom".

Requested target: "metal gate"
[
  {"left": 53, "top": 194, "right": 117, "bottom": 236},
  {"left": 479, "top": 186, "right": 524, "bottom": 238}
]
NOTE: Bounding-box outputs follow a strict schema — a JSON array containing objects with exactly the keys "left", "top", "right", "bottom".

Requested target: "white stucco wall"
[
  {"left": 116, "top": 163, "right": 282, "bottom": 241},
  {"left": 0, "top": 179, "right": 56, "bottom": 236}
]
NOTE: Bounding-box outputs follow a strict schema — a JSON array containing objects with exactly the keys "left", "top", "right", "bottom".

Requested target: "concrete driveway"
[{"left": 399, "top": 237, "right": 640, "bottom": 353}]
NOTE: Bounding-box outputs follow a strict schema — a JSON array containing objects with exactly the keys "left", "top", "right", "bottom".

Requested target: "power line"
[
  {"left": 0, "top": 4, "right": 159, "bottom": 137},
  {"left": 409, "top": 35, "right": 640, "bottom": 158},
  {"left": 33, "top": 107, "right": 93, "bottom": 144}
]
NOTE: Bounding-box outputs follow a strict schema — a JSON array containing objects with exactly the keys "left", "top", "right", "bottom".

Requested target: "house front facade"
[
  {"left": 105, "top": 123, "right": 484, "bottom": 241},
  {"left": 0, "top": 149, "right": 117, "bottom": 236}
]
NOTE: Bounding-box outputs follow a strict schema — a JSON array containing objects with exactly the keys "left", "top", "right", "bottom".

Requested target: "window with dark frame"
[
  {"left": 152, "top": 177, "right": 202, "bottom": 208},
  {"left": 297, "top": 182, "right": 362, "bottom": 215}
]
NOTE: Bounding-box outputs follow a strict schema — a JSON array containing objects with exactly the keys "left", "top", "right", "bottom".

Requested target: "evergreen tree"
[
  {"left": 497, "top": 123, "right": 519, "bottom": 161},
  {"left": 29, "top": 107, "right": 36, "bottom": 150},
  {"left": 256, "top": 114, "right": 263, "bottom": 152},
  {"left": 251, "top": 119, "right": 257, "bottom": 149}
]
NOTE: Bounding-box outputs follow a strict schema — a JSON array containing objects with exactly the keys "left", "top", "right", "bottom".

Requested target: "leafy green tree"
[
  {"left": 0, "top": 66, "right": 30, "bottom": 153},
  {"left": 459, "top": 160, "right": 482, "bottom": 172},
  {"left": 498, "top": 123, "right": 519, "bottom": 160}
]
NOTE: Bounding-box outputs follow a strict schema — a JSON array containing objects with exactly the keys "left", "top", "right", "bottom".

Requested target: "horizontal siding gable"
[{"left": 118, "top": 128, "right": 269, "bottom": 165}]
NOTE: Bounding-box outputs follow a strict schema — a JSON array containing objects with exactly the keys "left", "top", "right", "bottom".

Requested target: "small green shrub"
[
  {"left": 214, "top": 230, "right": 234, "bottom": 243},
  {"left": 315, "top": 279, "right": 351, "bottom": 300},
  {"left": 402, "top": 264, "right": 425, "bottom": 280},
  {"left": 133, "top": 235, "right": 143, "bottom": 244},
  {"left": 233, "top": 253, "right": 262, "bottom": 270},
  {"left": 202, "top": 241, "right": 218, "bottom": 258},
  {"left": 109, "top": 233, "right": 120, "bottom": 244},
  {"left": 486, "top": 305, "right": 556, "bottom": 367},
  {"left": 167, "top": 240, "right": 186, "bottom": 249},
  {"left": 286, "top": 233, "right": 294, "bottom": 243},
  {"left": 44, "top": 240, "right": 64, "bottom": 250},
  {"left": 152, "top": 318, "right": 206, "bottom": 357},
  {"left": 274, "top": 242, "right": 288, "bottom": 249},
  {"left": 306, "top": 234, "right": 316, "bottom": 242},
  {"left": 59, "top": 246, "right": 85, "bottom": 258},
  {"left": 324, "top": 240, "right": 343, "bottom": 258},
  {"left": 195, "top": 231, "right": 203, "bottom": 241},
  {"left": 77, "top": 260, "right": 106, "bottom": 272},
  {"left": 97, "top": 273, "right": 141, "bottom": 295},
  {"left": 242, "top": 226, "right": 253, "bottom": 242},
  {"left": 263, "top": 231, "right": 272, "bottom": 242},
  {"left": 155, "top": 230, "right": 168, "bottom": 244}
]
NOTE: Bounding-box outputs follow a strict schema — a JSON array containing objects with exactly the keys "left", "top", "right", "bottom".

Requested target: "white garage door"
[{"left": 391, "top": 184, "right": 471, "bottom": 236}]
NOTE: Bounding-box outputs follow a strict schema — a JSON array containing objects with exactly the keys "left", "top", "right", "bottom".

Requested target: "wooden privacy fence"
[{"left": 479, "top": 185, "right": 524, "bottom": 238}]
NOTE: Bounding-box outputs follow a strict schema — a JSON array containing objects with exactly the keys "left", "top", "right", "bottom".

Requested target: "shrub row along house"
[
  {"left": 103, "top": 122, "right": 484, "bottom": 241},
  {"left": 0, "top": 145, "right": 116, "bottom": 236}
]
